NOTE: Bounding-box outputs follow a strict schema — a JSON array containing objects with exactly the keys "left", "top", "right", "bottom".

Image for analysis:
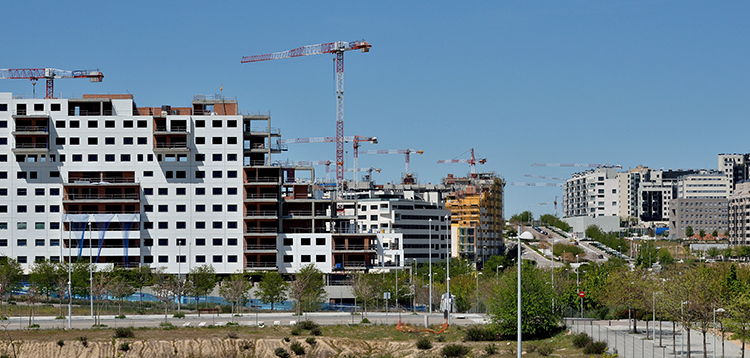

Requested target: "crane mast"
[{"left": 242, "top": 40, "right": 372, "bottom": 191}]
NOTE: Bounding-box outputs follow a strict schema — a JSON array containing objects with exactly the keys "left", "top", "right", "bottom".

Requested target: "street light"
[
  {"left": 445, "top": 214, "right": 451, "bottom": 322},
  {"left": 681, "top": 300, "right": 689, "bottom": 358},
  {"left": 496, "top": 265, "right": 503, "bottom": 284},
  {"left": 476, "top": 272, "right": 482, "bottom": 313},
  {"left": 428, "top": 218, "right": 432, "bottom": 314},
  {"left": 714, "top": 307, "right": 725, "bottom": 358},
  {"left": 517, "top": 230, "right": 534, "bottom": 358}
]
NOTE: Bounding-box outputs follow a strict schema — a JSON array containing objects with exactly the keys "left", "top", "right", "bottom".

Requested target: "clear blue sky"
[{"left": 2, "top": 1, "right": 749, "bottom": 218}]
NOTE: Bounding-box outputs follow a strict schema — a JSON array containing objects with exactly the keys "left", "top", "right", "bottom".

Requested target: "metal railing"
[
  {"left": 343, "top": 261, "right": 367, "bottom": 267},
  {"left": 246, "top": 262, "right": 276, "bottom": 268},
  {"left": 246, "top": 193, "right": 277, "bottom": 200},
  {"left": 245, "top": 228, "right": 278, "bottom": 234},
  {"left": 246, "top": 126, "right": 280, "bottom": 135},
  {"left": 65, "top": 194, "right": 139, "bottom": 200},
  {"left": 66, "top": 177, "right": 136, "bottom": 184},
  {"left": 14, "top": 143, "right": 47, "bottom": 149},
  {"left": 245, "top": 244, "right": 277, "bottom": 250},
  {"left": 14, "top": 126, "right": 49, "bottom": 132},
  {"left": 154, "top": 126, "right": 188, "bottom": 132},
  {"left": 245, "top": 211, "right": 277, "bottom": 217},
  {"left": 334, "top": 245, "right": 375, "bottom": 251},
  {"left": 244, "top": 177, "right": 279, "bottom": 183},
  {"left": 284, "top": 210, "right": 312, "bottom": 217},
  {"left": 12, "top": 110, "right": 49, "bottom": 116},
  {"left": 154, "top": 143, "right": 188, "bottom": 149},
  {"left": 64, "top": 210, "right": 140, "bottom": 214}
]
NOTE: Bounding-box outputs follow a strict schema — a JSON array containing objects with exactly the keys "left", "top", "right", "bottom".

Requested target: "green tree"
[
  {"left": 510, "top": 211, "right": 534, "bottom": 225},
  {"left": 290, "top": 264, "right": 326, "bottom": 315},
  {"left": 539, "top": 214, "right": 571, "bottom": 232},
  {"left": 723, "top": 247, "right": 733, "bottom": 260},
  {"left": 711, "top": 229, "right": 719, "bottom": 238},
  {"left": 188, "top": 265, "right": 217, "bottom": 312},
  {"left": 28, "top": 260, "right": 59, "bottom": 301},
  {"left": 602, "top": 267, "right": 649, "bottom": 333},
  {"left": 487, "top": 263, "right": 560, "bottom": 339},
  {"left": 348, "top": 272, "right": 376, "bottom": 317},
  {"left": 727, "top": 293, "right": 750, "bottom": 358},
  {"left": 127, "top": 265, "right": 153, "bottom": 312},
  {"left": 0, "top": 258, "right": 23, "bottom": 314},
  {"left": 699, "top": 229, "right": 706, "bottom": 239},
  {"left": 219, "top": 273, "right": 251, "bottom": 320},
  {"left": 69, "top": 260, "right": 93, "bottom": 298},
  {"left": 152, "top": 269, "right": 177, "bottom": 322},
  {"left": 685, "top": 226, "right": 694, "bottom": 238},
  {"left": 256, "top": 271, "right": 288, "bottom": 311}
]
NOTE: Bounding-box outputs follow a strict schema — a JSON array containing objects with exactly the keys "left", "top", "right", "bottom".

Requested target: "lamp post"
[
  {"left": 445, "top": 214, "right": 450, "bottom": 322},
  {"left": 428, "top": 218, "right": 432, "bottom": 314},
  {"left": 89, "top": 222, "right": 93, "bottom": 319},
  {"left": 476, "top": 272, "right": 482, "bottom": 313},
  {"left": 496, "top": 265, "right": 503, "bottom": 285},
  {"left": 714, "top": 307, "right": 725, "bottom": 358},
  {"left": 681, "top": 300, "right": 689, "bottom": 358}
]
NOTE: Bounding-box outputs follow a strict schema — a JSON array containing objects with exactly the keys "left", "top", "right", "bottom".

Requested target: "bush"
[
  {"left": 114, "top": 327, "right": 134, "bottom": 338},
  {"left": 283, "top": 337, "right": 291, "bottom": 342},
  {"left": 115, "top": 314, "right": 126, "bottom": 319},
  {"left": 274, "top": 347, "right": 291, "bottom": 358},
  {"left": 27, "top": 324, "right": 39, "bottom": 328},
  {"left": 226, "top": 331, "right": 239, "bottom": 339},
  {"left": 484, "top": 343, "right": 498, "bottom": 355},
  {"left": 572, "top": 332, "right": 593, "bottom": 348},
  {"left": 119, "top": 342, "right": 130, "bottom": 352},
  {"left": 297, "top": 320, "right": 319, "bottom": 330},
  {"left": 464, "top": 326, "right": 495, "bottom": 341},
  {"left": 290, "top": 341, "right": 305, "bottom": 355},
  {"left": 310, "top": 327, "right": 322, "bottom": 336},
  {"left": 436, "top": 334, "right": 446, "bottom": 342},
  {"left": 583, "top": 341, "right": 608, "bottom": 354},
  {"left": 78, "top": 336, "right": 88, "bottom": 348},
  {"left": 525, "top": 342, "right": 537, "bottom": 353},
  {"left": 57, "top": 339, "right": 64, "bottom": 347},
  {"left": 226, "top": 322, "right": 239, "bottom": 326},
  {"left": 416, "top": 336, "right": 432, "bottom": 350},
  {"left": 361, "top": 317, "right": 371, "bottom": 324},
  {"left": 537, "top": 342, "right": 554, "bottom": 356},
  {"left": 291, "top": 328, "right": 301, "bottom": 336},
  {"left": 173, "top": 312, "right": 185, "bottom": 319},
  {"left": 441, "top": 344, "right": 471, "bottom": 357},
  {"left": 306, "top": 337, "right": 316, "bottom": 345},
  {"left": 160, "top": 322, "right": 176, "bottom": 330}
]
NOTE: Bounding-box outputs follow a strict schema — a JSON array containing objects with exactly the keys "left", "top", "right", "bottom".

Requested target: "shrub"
[
  {"left": 57, "top": 339, "right": 64, "bottom": 347},
  {"left": 173, "top": 312, "right": 185, "bottom": 319},
  {"left": 226, "top": 331, "right": 239, "bottom": 339},
  {"left": 275, "top": 347, "right": 291, "bottom": 358},
  {"left": 310, "top": 327, "right": 322, "bottom": 336},
  {"left": 241, "top": 340, "right": 253, "bottom": 350},
  {"left": 115, "top": 314, "right": 126, "bottom": 319},
  {"left": 361, "top": 317, "right": 371, "bottom": 324},
  {"left": 572, "top": 332, "right": 593, "bottom": 348},
  {"left": 291, "top": 328, "right": 301, "bottom": 336},
  {"left": 55, "top": 316, "right": 65, "bottom": 320},
  {"left": 226, "top": 322, "right": 239, "bottom": 326},
  {"left": 306, "top": 337, "right": 316, "bottom": 345},
  {"left": 525, "top": 342, "right": 537, "bottom": 353},
  {"left": 114, "top": 327, "right": 134, "bottom": 338},
  {"left": 290, "top": 341, "right": 305, "bottom": 355},
  {"left": 297, "top": 320, "right": 319, "bottom": 330},
  {"left": 484, "top": 343, "right": 498, "bottom": 355},
  {"left": 416, "top": 336, "right": 432, "bottom": 350},
  {"left": 284, "top": 337, "right": 291, "bottom": 342},
  {"left": 464, "top": 326, "right": 492, "bottom": 341},
  {"left": 160, "top": 322, "right": 176, "bottom": 330},
  {"left": 78, "top": 336, "right": 88, "bottom": 348},
  {"left": 583, "top": 341, "right": 608, "bottom": 354},
  {"left": 441, "top": 344, "right": 471, "bottom": 358},
  {"left": 27, "top": 324, "right": 39, "bottom": 328},
  {"left": 436, "top": 334, "right": 446, "bottom": 342},
  {"left": 537, "top": 342, "right": 554, "bottom": 356},
  {"left": 119, "top": 342, "right": 130, "bottom": 352}
]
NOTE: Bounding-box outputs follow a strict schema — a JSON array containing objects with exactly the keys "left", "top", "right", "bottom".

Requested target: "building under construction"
[{"left": 443, "top": 173, "right": 505, "bottom": 267}]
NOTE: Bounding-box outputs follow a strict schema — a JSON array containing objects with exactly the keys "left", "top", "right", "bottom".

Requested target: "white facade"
[
  {"left": 563, "top": 167, "right": 619, "bottom": 218},
  {"left": 676, "top": 172, "right": 732, "bottom": 199}
]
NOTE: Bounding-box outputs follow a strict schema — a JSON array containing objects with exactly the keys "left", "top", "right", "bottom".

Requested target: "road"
[{"left": 4, "top": 311, "right": 489, "bottom": 330}]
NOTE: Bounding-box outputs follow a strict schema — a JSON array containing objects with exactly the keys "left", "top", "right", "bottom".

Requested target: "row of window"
[
  {"left": 0, "top": 222, "right": 59, "bottom": 230},
  {"left": 282, "top": 255, "right": 326, "bottom": 263},
  {"left": 0, "top": 169, "right": 240, "bottom": 180},
  {"left": 147, "top": 238, "right": 238, "bottom": 246},
  {"left": 0, "top": 205, "right": 60, "bottom": 213},
  {"left": 8, "top": 255, "right": 239, "bottom": 264},
  {"left": 144, "top": 187, "right": 239, "bottom": 196},
  {"left": 48, "top": 119, "right": 239, "bottom": 129},
  {"left": 1, "top": 188, "right": 60, "bottom": 196},
  {"left": 49, "top": 136, "right": 239, "bottom": 146},
  {"left": 0, "top": 238, "right": 59, "bottom": 246},
  {"left": 142, "top": 221, "right": 239, "bottom": 230},
  {"left": 144, "top": 204, "right": 239, "bottom": 213}
]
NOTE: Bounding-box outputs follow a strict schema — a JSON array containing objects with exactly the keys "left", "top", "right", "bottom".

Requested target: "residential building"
[
  {"left": 718, "top": 153, "right": 749, "bottom": 188},
  {"left": 728, "top": 181, "right": 750, "bottom": 246},
  {"left": 669, "top": 198, "right": 729, "bottom": 239},
  {"left": 563, "top": 167, "right": 619, "bottom": 218}
]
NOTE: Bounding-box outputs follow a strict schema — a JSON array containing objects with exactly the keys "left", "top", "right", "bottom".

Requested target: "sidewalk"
[{"left": 567, "top": 318, "right": 750, "bottom": 358}]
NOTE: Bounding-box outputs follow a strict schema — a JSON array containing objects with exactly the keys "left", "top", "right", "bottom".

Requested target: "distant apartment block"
[
  {"left": 563, "top": 167, "right": 619, "bottom": 218},
  {"left": 728, "top": 181, "right": 750, "bottom": 246}
]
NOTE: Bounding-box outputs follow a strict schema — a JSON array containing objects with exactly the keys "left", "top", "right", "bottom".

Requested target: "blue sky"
[{"left": 2, "top": 1, "right": 750, "bottom": 218}]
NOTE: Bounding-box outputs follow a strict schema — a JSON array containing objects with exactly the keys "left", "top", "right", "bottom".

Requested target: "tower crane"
[
  {"left": 360, "top": 149, "right": 424, "bottom": 176},
  {"left": 437, "top": 148, "right": 486, "bottom": 178},
  {"left": 242, "top": 40, "right": 372, "bottom": 186},
  {"left": 279, "top": 135, "right": 377, "bottom": 186},
  {"left": 509, "top": 182, "right": 564, "bottom": 187},
  {"left": 0, "top": 68, "right": 103, "bottom": 99},
  {"left": 532, "top": 163, "right": 622, "bottom": 169},
  {"left": 274, "top": 160, "right": 333, "bottom": 182},
  {"left": 524, "top": 174, "right": 566, "bottom": 181}
]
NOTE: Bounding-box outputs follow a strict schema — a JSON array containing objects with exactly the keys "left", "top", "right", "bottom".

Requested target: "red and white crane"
[
  {"left": 242, "top": 40, "right": 372, "bottom": 186},
  {"left": 360, "top": 149, "right": 424, "bottom": 176},
  {"left": 274, "top": 160, "right": 333, "bottom": 182},
  {"left": 437, "top": 148, "right": 487, "bottom": 177},
  {"left": 279, "top": 135, "right": 377, "bottom": 186},
  {"left": 532, "top": 163, "right": 622, "bottom": 169},
  {"left": 0, "top": 68, "right": 103, "bottom": 99}
]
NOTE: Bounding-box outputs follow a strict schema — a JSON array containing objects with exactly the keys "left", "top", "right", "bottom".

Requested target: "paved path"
[{"left": 567, "top": 318, "right": 750, "bottom": 358}]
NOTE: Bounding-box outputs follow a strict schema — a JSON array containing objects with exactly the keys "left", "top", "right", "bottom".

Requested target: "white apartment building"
[
  {"left": 718, "top": 153, "right": 749, "bottom": 188},
  {"left": 563, "top": 167, "right": 619, "bottom": 218},
  {"left": 617, "top": 166, "right": 650, "bottom": 221},
  {"left": 0, "top": 93, "right": 249, "bottom": 274},
  {"left": 676, "top": 171, "right": 731, "bottom": 199}
]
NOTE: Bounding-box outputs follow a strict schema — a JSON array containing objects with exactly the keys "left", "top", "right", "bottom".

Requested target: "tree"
[
  {"left": 256, "top": 271, "right": 288, "bottom": 311},
  {"left": 699, "top": 229, "right": 706, "bottom": 239},
  {"left": 510, "top": 211, "right": 534, "bottom": 225},
  {"left": 90, "top": 271, "right": 110, "bottom": 326},
  {"left": 54, "top": 265, "right": 69, "bottom": 318},
  {"left": 219, "top": 273, "right": 251, "bottom": 321},
  {"left": 711, "top": 229, "right": 718, "bottom": 238},
  {"left": 602, "top": 267, "right": 648, "bottom": 333},
  {"left": 28, "top": 260, "right": 59, "bottom": 301},
  {"left": 127, "top": 265, "right": 152, "bottom": 312},
  {"left": 290, "top": 264, "right": 326, "bottom": 315},
  {"left": 685, "top": 226, "right": 694, "bottom": 238},
  {"left": 152, "top": 269, "right": 177, "bottom": 323},
  {"left": 188, "top": 265, "right": 217, "bottom": 313},
  {"left": 348, "top": 272, "right": 376, "bottom": 318},
  {"left": 487, "top": 262, "right": 560, "bottom": 339},
  {"left": 108, "top": 273, "right": 135, "bottom": 317},
  {"left": 727, "top": 293, "right": 750, "bottom": 358},
  {"left": 0, "top": 258, "right": 23, "bottom": 315}
]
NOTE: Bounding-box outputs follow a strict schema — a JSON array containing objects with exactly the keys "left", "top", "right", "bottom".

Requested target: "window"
[
  {"left": 35, "top": 222, "right": 44, "bottom": 229},
  {"left": 0, "top": 138, "right": 5, "bottom": 145},
  {"left": 88, "top": 120, "right": 98, "bottom": 128},
  {"left": 283, "top": 238, "right": 293, "bottom": 246},
  {"left": 17, "top": 257, "right": 26, "bottom": 264},
  {"left": 165, "top": 171, "right": 173, "bottom": 179},
  {"left": 143, "top": 239, "right": 153, "bottom": 246},
  {"left": 88, "top": 137, "right": 98, "bottom": 145},
  {"left": 55, "top": 137, "right": 66, "bottom": 145},
  {"left": 195, "top": 256, "right": 205, "bottom": 263},
  {"left": 0, "top": 172, "right": 5, "bottom": 179},
  {"left": 176, "top": 205, "right": 186, "bottom": 212},
  {"left": 212, "top": 205, "right": 222, "bottom": 212},
  {"left": 176, "top": 222, "right": 186, "bottom": 229},
  {"left": 0, "top": 223, "right": 5, "bottom": 230},
  {"left": 70, "top": 120, "right": 79, "bottom": 128},
  {"left": 17, "top": 239, "right": 27, "bottom": 246},
  {"left": 227, "top": 255, "right": 238, "bottom": 263},
  {"left": 137, "top": 120, "right": 147, "bottom": 128},
  {"left": 227, "top": 188, "right": 237, "bottom": 195},
  {"left": 227, "top": 137, "right": 237, "bottom": 145},
  {"left": 50, "top": 223, "right": 60, "bottom": 230},
  {"left": 158, "top": 238, "right": 168, "bottom": 246},
  {"left": 227, "top": 221, "right": 238, "bottom": 229},
  {"left": 195, "top": 137, "right": 205, "bottom": 145},
  {"left": 227, "top": 238, "right": 238, "bottom": 246},
  {"left": 105, "top": 120, "right": 115, "bottom": 128},
  {"left": 0, "top": 189, "right": 5, "bottom": 196},
  {"left": 301, "top": 255, "right": 311, "bottom": 263},
  {"left": 88, "top": 154, "right": 98, "bottom": 162},
  {"left": 50, "top": 171, "right": 60, "bottom": 178},
  {"left": 143, "top": 188, "right": 153, "bottom": 195},
  {"left": 35, "top": 205, "right": 45, "bottom": 213},
  {"left": 143, "top": 256, "right": 153, "bottom": 263},
  {"left": 195, "top": 205, "right": 205, "bottom": 212},
  {"left": 49, "top": 205, "right": 59, "bottom": 212},
  {"left": 195, "top": 154, "right": 205, "bottom": 161},
  {"left": 227, "top": 171, "right": 238, "bottom": 178},
  {"left": 316, "top": 238, "right": 326, "bottom": 246},
  {"left": 283, "top": 255, "right": 293, "bottom": 263},
  {"left": 227, "top": 120, "right": 237, "bottom": 127},
  {"left": 176, "top": 239, "right": 186, "bottom": 246},
  {"left": 0, "top": 240, "right": 6, "bottom": 247},
  {"left": 123, "top": 137, "right": 133, "bottom": 145},
  {"left": 35, "top": 188, "right": 44, "bottom": 196},
  {"left": 176, "top": 256, "right": 186, "bottom": 263},
  {"left": 176, "top": 188, "right": 186, "bottom": 195},
  {"left": 158, "top": 205, "right": 168, "bottom": 212},
  {"left": 212, "top": 137, "right": 222, "bottom": 145},
  {"left": 69, "top": 137, "right": 80, "bottom": 145},
  {"left": 227, "top": 154, "right": 237, "bottom": 161},
  {"left": 195, "top": 171, "right": 205, "bottom": 179},
  {"left": 17, "top": 172, "right": 26, "bottom": 179},
  {"left": 195, "top": 120, "right": 205, "bottom": 127},
  {"left": 195, "top": 187, "right": 205, "bottom": 195},
  {"left": 301, "top": 238, "right": 311, "bottom": 246},
  {"left": 213, "top": 238, "right": 222, "bottom": 246},
  {"left": 105, "top": 154, "right": 115, "bottom": 162},
  {"left": 212, "top": 171, "right": 222, "bottom": 178},
  {"left": 212, "top": 120, "right": 222, "bottom": 128},
  {"left": 158, "top": 188, "right": 168, "bottom": 195},
  {"left": 195, "top": 221, "right": 205, "bottom": 229},
  {"left": 144, "top": 205, "right": 153, "bottom": 212},
  {"left": 158, "top": 256, "right": 168, "bottom": 263},
  {"left": 17, "top": 222, "right": 26, "bottom": 229},
  {"left": 143, "top": 171, "right": 153, "bottom": 177},
  {"left": 176, "top": 171, "right": 186, "bottom": 179},
  {"left": 212, "top": 221, "right": 223, "bottom": 229},
  {"left": 196, "top": 238, "right": 205, "bottom": 246},
  {"left": 0, "top": 206, "right": 6, "bottom": 213},
  {"left": 73, "top": 154, "right": 82, "bottom": 162},
  {"left": 17, "top": 205, "right": 26, "bottom": 213},
  {"left": 121, "top": 154, "right": 131, "bottom": 162},
  {"left": 0, "top": 155, "right": 5, "bottom": 162},
  {"left": 227, "top": 205, "right": 237, "bottom": 212},
  {"left": 316, "top": 255, "right": 326, "bottom": 262},
  {"left": 137, "top": 137, "right": 147, "bottom": 145},
  {"left": 213, "top": 256, "right": 222, "bottom": 263},
  {"left": 158, "top": 222, "right": 168, "bottom": 229},
  {"left": 36, "top": 239, "right": 45, "bottom": 246},
  {"left": 143, "top": 222, "right": 153, "bottom": 229},
  {"left": 213, "top": 187, "right": 222, "bottom": 195},
  {"left": 137, "top": 154, "right": 143, "bottom": 162},
  {"left": 213, "top": 154, "right": 222, "bottom": 161},
  {"left": 55, "top": 120, "right": 65, "bottom": 128},
  {"left": 17, "top": 188, "right": 26, "bottom": 196},
  {"left": 123, "top": 120, "right": 133, "bottom": 128},
  {"left": 29, "top": 171, "right": 37, "bottom": 180},
  {"left": 51, "top": 188, "right": 60, "bottom": 196}
]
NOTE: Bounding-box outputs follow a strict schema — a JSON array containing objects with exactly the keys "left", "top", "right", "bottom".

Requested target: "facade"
[
  {"left": 617, "top": 166, "right": 650, "bottom": 221},
  {"left": 728, "top": 181, "right": 750, "bottom": 246},
  {"left": 563, "top": 167, "right": 619, "bottom": 218},
  {"left": 676, "top": 171, "right": 731, "bottom": 199},
  {"left": 718, "top": 153, "right": 749, "bottom": 188},
  {"left": 668, "top": 198, "right": 729, "bottom": 239},
  {"left": 443, "top": 173, "right": 505, "bottom": 265},
  {"left": 636, "top": 169, "right": 701, "bottom": 223}
]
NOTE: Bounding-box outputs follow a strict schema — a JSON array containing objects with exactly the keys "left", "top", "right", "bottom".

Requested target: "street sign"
[
  {"left": 384, "top": 292, "right": 391, "bottom": 299},
  {"left": 579, "top": 291, "right": 585, "bottom": 298}
]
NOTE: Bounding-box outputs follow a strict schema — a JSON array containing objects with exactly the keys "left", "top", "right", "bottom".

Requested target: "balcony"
[
  {"left": 333, "top": 244, "right": 376, "bottom": 252},
  {"left": 244, "top": 244, "right": 278, "bottom": 253},
  {"left": 13, "top": 126, "right": 49, "bottom": 135},
  {"left": 63, "top": 193, "right": 140, "bottom": 203},
  {"left": 244, "top": 193, "right": 278, "bottom": 202},
  {"left": 245, "top": 227, "right": 278, "bottom": 235},
  {"left": 282, "top": 210, "right": 312, "bottom": 218},
  {"left": 245, "top": 262, "right": 277, "bottom": 270},
  {"left": 244, "top": 211, "right": 278, "bottom": 219},
  {"left": 154, "top": 126, "right": 189, "bottom": 135},
  {"left": 12, "top": 142, "right": 48, "bottom": 154},
  {"left": 245, "top": 177, "right": 280, "bottom": 185},
  {"left": 153, "top": 143, "right": 189, "bottom": 154},
  {"left": 65, "top": 177, "right": 138, "bottom": 185}
]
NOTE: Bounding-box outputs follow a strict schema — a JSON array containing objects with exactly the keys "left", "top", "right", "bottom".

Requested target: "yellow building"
[{"left": 443, "top": 173, "right": 505, "bottom": 266}]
